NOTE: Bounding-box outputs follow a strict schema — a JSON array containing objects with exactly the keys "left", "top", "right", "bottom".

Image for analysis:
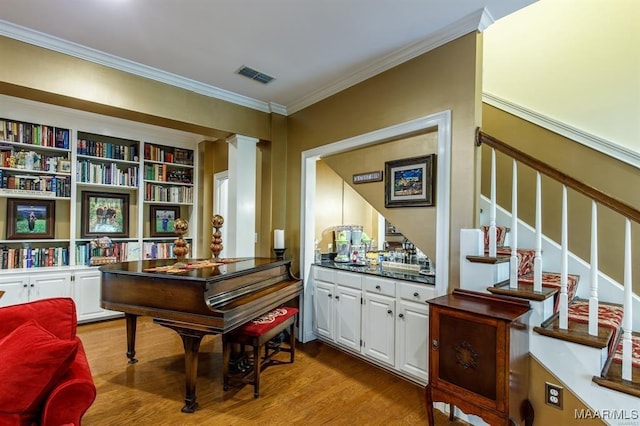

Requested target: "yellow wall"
[
  {"left": 481, "top": 104, "right": 640, "bottom": 293},
  {"left": 483, "top": 0, "right": 640, "bottom": 151},
  {"left": 529, "top": 357, "right": 605, "bottom": 425},
  {"left": 286, "top": 32, "right": 483, "bottom": 282}
]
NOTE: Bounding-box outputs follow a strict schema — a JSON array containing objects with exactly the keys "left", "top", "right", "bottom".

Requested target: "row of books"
[
  {"left": 76, "top": 161, "right": 139, "bottom": 187},
  {"left": 143, "top": 164, "right": 192, "bottom": 183},
  {"left": 0, "top": 171, "right": 71, "bottom": 197},
  {"left": 142, "top": 241, "right": 190, "bottom": 260},
  {"left": 77, "top": 138, "right": 139, "bottom": 162},
  {"left": 0, "top": 119, "right": 70, "bottom": 149},
  {"left": 76, "top": 241, "right": 140, "bottom": 266},
  {"left": 144, "top": 144, "right": 193, "bottom": 165},
  {"left": 1, "top": 150, "right": 68, "bottom": 172},
  {"left": 145, "top": 183, "right": 194, "bottom": 203},
  {"left": 0, "top": 246, "right": 70, "bottom": 269}
]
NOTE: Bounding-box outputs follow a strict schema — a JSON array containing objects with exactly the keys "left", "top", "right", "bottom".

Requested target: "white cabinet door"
[
  {"left": 362, "top": 292, "right": 395, "bottom": 367},
  {"left": 313, "top": 279, "right": 335, "bottom": 340},
  {"left": 74, "top": 269, "right": 106, "bottom": 322},
  {"left": 30, "top": 272, "right": 72, "bottom": 301},
  {"left": 396, "top": 299, "right": 429, "bottom": 383},
  {"left": 0, "top": 275, "right": 29, "bottom": 306},
  {"left": 334, "top": 285, "right": 361, "bottom": 352}
]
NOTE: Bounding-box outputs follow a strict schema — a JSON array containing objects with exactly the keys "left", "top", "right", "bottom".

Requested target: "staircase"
[{"left": 460, "top": 131, "right": 640, "bottom": 418}]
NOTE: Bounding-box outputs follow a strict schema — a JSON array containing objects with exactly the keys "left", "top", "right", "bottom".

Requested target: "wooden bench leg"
[
  {"left": 289, "top": 321, "right": 295, "bottom": 363},
  {"left": 253, "top": 338, "right": 261, "bottom": 398}
]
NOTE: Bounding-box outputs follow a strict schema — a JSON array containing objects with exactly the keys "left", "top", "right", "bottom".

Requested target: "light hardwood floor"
[{"left": 78, "top": 316, "right": 462, "bottom": 425}]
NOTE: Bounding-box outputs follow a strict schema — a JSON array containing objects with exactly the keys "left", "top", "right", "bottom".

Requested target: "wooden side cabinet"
[{"left": 425, "top": 289, "right": 533, "bottom": 426}]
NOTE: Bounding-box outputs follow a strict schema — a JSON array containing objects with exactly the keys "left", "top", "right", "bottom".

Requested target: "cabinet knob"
[
  {"left": 328, "top": 294, "right": 332, "bottom": 298},
  {"left": 413, "top": 292, "right": 419, "bottom": 297},
  {"left": 335, "top": 295, "right": 339, "bottom": 300},
  {"left": 432, "top": 339, "right": 439, "bottom": 350},
  {"left": 375, "top": 285, "right": 381, "bottom": 290},
  {"left": 398, "top": 313, "right": 404, "bottom": 319},
  {"left": 23, "top": 284, "right": 28, "bottom": 288},
  {"left": 387, "top": 309, "right": 392, "bottom": 315}
]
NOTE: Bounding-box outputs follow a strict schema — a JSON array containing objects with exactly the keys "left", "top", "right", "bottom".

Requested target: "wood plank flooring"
[{"left": 77, "top": 316, "right": 463, "bottom": 425}]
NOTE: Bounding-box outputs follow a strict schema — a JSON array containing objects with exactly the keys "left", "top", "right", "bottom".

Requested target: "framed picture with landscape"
[
  {"left": 149, "top": 205, "right": 180, "bottom": 237},
  {"left": 6, "top": 198, "right": 55, "bottom": 239},
  {"left": 385, "top": 154, "right": 436, "bottom": 208},
  {"left": 81, "top": 191, "right": 129, "bottom": 238}
]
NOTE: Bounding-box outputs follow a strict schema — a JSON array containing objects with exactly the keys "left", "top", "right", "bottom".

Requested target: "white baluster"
[
  {"left": 559, "top": 185, "right": 568, "bottom": 329},
  {"left": 510, "top": 159, "right": 518, "bottom": 289},
  {"left": 622, "top": 218, "right": 633, "bottom": 381},
  {"left": 588, "top": 201, "right": 599, "bottom": 336},
  {"left": 489, "top": 148, "right": 497, "bottom": 257},
  {"left": 534, "top": 172, "right": 542, "bottom": 292}
]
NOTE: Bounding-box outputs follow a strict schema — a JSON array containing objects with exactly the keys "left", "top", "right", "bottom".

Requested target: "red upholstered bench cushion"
[{"left": 234, "top": 307, "right": 298, "bottom": 337}]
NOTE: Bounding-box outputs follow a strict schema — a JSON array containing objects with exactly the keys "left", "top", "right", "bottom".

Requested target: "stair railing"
[{"left": 477, "top": 129, "right": 637, "bottom": 381}]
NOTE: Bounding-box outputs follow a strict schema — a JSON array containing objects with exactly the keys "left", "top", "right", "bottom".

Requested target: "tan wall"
[
  {"left": 286, "top": 32, "right": 483, "bottom": 282},
  {"left": 314, "top": 160, "right": 380, "bottom": 253},
  {"left": 322, "top": 132, "right": 438, "bottom": 259},
  {"left": 529, "top": 357, "right": 605, "bottom": 425},
  {"left": 0, "top": 36, "right": 270, "bottom": 141},
  {"left": 481, "top": 104, "right": 640, "bottom": 293}
]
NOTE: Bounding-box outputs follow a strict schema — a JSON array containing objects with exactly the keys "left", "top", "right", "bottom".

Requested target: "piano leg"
[
  {"left": 125, "top": 313, "right": 139, "bottom": 364},
  {"left": 153, "top": 319, "right": 209, "bottom": 413}
]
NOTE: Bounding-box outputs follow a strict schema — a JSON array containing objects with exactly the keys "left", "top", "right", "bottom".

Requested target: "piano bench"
[{"left": 222, "top": 307, "right": 298, "bottom": 398}]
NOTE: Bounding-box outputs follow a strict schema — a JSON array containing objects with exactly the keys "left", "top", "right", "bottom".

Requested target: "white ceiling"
[{"left": 0, "top": 0, "right": 535, "bottom": 115}]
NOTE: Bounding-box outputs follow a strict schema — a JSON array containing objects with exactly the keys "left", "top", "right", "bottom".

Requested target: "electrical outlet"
[{"left": 545, "top": 382, "right": 563, "bottom": 409}]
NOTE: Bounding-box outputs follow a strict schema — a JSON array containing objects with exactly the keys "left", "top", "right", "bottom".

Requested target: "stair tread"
[
  {"left": 533, "top": 317, "right": 614, "bottom": 350},
  {"left": 488, "top": 280, "right": 557, "bottom": 301},
  {"left": 595, "top": 331, "right": 640, "bottom": 397},
  {"left": 612, "top": 331, "right": 640, "bottom": 368}
]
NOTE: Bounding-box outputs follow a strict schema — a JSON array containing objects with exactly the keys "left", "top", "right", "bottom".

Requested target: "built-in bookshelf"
[
  {"left": 0, "top": 118, "right": 72, "bottom": 198},
  {"left": 76, "top": 132, "right": 140, "bottom": 188},
  {"left": 143, "top": 142, "right": 194, "bottom": 204}
]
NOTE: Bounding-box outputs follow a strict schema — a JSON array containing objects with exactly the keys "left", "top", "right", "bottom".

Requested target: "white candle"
[{"left": 274, "top": 229, "right": 285, "bottom": 249}]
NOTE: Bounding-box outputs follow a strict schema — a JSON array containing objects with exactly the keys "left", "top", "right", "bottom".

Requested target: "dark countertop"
[{"left": 314, "top": 261, "right": 435, "bottom": 286}]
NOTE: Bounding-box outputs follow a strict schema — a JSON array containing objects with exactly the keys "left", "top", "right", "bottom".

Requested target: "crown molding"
[
  {"left": 269, "top": 102, "right": 288, "bottom": 116},
  {"left": 0, "top": 19, "right": 273, "bottom": 114},
  {"left": 286, "top": 8, "right": 493, "bottom": 114},
  {"left": 482, "top": 92, "right": 640, "bottom": 169}
]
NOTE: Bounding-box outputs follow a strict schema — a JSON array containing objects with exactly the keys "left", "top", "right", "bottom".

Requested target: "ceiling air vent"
[{"left": 236, "top": 65, "right": 275, "bottom": 84}]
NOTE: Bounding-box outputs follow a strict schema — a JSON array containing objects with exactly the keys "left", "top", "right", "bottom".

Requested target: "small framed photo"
[
  {"left": 81, "top": 191, "right": 129, "bottom": 238},
  {"left": 6, "top": 198, "right": 55, "bottom": 239},
  {"left": 58, "top": 159, "right": 71, "bottom": 174},
  {"left": 149, "top": 205, "right": 180, "bottom": 237},
  {"left": 385, "top": 154, "right": 436, "bottom": 208}
]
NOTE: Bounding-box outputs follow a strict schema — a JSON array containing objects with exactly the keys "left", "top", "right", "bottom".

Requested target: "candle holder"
[
  {"left": 210, "top": 214, "right": 224, "bottom": 262},
  {"left": 172, "top": 218, "right": 190, "bottom": 267},
  {"left": 273, "top": 248, "right": 286, "bottom": 260}
]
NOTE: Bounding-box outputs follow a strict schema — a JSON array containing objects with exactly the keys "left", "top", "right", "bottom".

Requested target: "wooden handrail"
[{"left": 476, "top": 129, "right": 640, "bottom": 224}]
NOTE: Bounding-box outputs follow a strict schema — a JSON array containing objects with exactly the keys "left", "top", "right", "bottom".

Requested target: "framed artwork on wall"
[
  {"left": 149, "top": 205, "right": 180, "bottom": 237},
  {"left": 384, "top": 154, "right": 436, "bottom": 208},
  {"left": 81, "top": 191, "right": 129, "bottom": 238},
  {"left": 6, "top": 198, "right": 55, "bottom": 239}
]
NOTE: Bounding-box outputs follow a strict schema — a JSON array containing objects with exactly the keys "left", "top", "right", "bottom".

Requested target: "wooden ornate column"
[{"left": 426, "top": 289, "right": 533, "bottom": 426}]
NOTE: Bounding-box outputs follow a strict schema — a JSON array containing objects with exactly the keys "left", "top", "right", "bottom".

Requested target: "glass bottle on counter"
[{"left": 314, "top": 240, "right": 322, "bottom": 264}]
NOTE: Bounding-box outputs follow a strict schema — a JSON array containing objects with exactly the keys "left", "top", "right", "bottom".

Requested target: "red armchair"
[{"left": 0, "top": 298, "right": 96, "bottom": 426}]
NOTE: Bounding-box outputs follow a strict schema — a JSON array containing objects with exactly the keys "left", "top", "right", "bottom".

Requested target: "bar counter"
[{"left": 314, "top": 260, "right": 435, "bottom": 286}]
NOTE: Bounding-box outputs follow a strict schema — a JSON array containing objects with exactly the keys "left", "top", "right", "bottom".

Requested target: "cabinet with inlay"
[{"left": 425, "top": 289, "right": 533, "bottom": 426}]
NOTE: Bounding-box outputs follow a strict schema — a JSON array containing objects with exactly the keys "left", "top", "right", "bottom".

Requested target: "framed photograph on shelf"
[
  {"left": 384, "top": 154, "right": 436, "bottom": 208},
  {"left": 81, "top": 191, "right": 129, "bottom": 238},
  {"left": 149, "top": 205, "right": 180, "bottom": 237},
  {"left": 6, "top": 198, "right": 55, "bottom": 239},
  {"left": 58, "top": 159, "right": 71, "bottom": 174}
]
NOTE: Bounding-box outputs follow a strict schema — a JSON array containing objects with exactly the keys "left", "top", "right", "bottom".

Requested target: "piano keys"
[{"left": 100, "top": 258, "right": 302, "bottom": 412}]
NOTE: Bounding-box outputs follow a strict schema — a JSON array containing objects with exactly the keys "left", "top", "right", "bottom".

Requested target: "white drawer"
[
  {"left": 335, "top": 271, "right": 362, "bottom": 289},
  {"left": 313, "top": 266, "right": 335, "bottom": 282},
  {"left": 364, "top": 276, "right": 395, "bottom": 297},
  {"left": 398, "top": 282, "right": 435, "bottom": 303}
]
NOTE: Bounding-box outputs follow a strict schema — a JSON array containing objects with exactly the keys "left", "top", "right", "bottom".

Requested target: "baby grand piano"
[{"left": 100, "top": 257, "right": 302, "bottom": 413}]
